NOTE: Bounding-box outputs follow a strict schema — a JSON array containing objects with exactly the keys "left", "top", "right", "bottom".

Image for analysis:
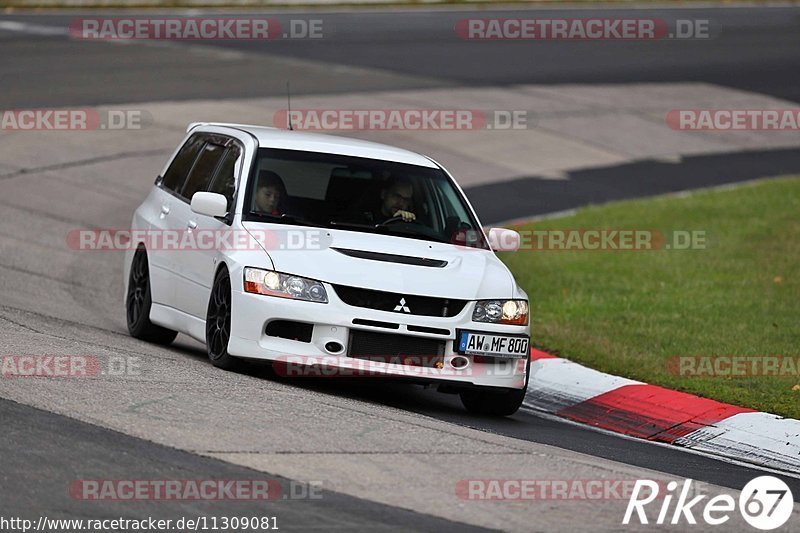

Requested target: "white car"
[{"left": 124, "top": 122, "right": 531, "bottom": 415}]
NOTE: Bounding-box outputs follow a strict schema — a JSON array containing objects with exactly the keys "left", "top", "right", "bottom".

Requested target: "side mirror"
[
  {"left": 191, "top": 192, "right": 228, "bottom": 218},
  {"left": 488, "top": 227, "right": 521, "bottom": 252}
]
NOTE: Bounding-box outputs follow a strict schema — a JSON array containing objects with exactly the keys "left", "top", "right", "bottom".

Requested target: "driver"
[{"left": 361, "top": 177, "right": 416, "bottom": 224}]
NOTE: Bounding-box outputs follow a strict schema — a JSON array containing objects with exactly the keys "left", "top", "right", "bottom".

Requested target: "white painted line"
[
  {"left": 676, "top": 412, "right": 800, "bottom": 473},
  {"left": 0, "top": 18, "right": 249, "bottom": 60},
  {"left": 0, "top": 20, "right": 67, "bottom": 36},
  {"left": 498, "top": 175, "right": 793, "bottom": 228},
  {"left": 525, "top": 357, "right": 641, "bottom": 413},
  {"left": 497, "top": 209, "right": 578, "bottom": 228},
  {"left": 524, "top": 355, "right": 800, "bottom": 475},
  {"left": 651, "top": 154, "right": 683, "bottom": 164},
  {"left": 522, "top": 407, "right": 800, "bottom": 481}
]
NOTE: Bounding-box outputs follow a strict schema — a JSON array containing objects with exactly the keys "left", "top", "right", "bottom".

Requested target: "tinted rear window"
[
  {"left": 208, "top": 147, "right": 240, "bottom": 212},
  {"left": 161, "top": 135, "right": 204, "bottom": 193},
  {"left": 181, "top": 143, "right": 225, "bottom": 200}
]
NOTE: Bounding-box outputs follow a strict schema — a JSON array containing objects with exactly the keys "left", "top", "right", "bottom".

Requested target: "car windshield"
[{"left": 244, "top": 148, "right": 488, "bottom": 247}]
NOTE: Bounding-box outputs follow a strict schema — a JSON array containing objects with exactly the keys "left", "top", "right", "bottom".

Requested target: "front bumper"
[{"left": 227, "top": 287, "right": 530, "bottom": 390}]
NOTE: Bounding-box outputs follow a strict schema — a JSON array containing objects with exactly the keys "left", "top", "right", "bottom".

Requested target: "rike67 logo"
[{"left": 623, "top": 476, "right": 794, "bottom": 530}]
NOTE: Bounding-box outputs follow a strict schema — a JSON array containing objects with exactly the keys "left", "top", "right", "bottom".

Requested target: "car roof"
[{"left": 189, "top": 122, "right": 439, "bottom": 169}]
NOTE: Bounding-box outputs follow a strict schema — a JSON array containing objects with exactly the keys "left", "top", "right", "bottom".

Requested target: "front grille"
[
  {"left": 407, "top": 325, "right": 450, "bottom": 336},
  {"left": 333, "top": 285, "right": 467, "bottom": 317},
  {"left": 352, "top": 318, "right": 400, "bottom": 329},
  {"left": 348, "top": 330, "right": 444, "bottom": 368}
]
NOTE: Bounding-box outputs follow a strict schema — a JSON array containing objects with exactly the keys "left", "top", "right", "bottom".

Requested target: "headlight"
[
  {"left": 244, "top": 267, "right": 328, "bottom": 303},
  {"left": 472, "top": 299, "right": 528, "bottom": 325}
]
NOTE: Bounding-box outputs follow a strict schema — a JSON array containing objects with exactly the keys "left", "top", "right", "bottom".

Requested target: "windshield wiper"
[
  {"left": 249, "top": 213, "right": 324, "bottom": 228},
  {"left": 328, "top": 221, "right": 380, "bottom": 231},
  {"left": 328, "top": 220, "right": 450, "bottom": 244}
]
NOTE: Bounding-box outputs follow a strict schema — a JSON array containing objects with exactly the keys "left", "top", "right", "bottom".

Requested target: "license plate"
[{"left": 457, "top": 330, "right": 529, "bottom": 358}]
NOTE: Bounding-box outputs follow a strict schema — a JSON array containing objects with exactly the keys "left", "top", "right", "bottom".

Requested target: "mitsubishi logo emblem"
[{"left": 393, "top": 298, "right": 411, "bottom": 313}]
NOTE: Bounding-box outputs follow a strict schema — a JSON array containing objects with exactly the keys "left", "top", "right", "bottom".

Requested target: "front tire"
[
  {"left": 126, "top": 247, "right": 178, "bottom": 345},
  {"left": 459, "top": 387, "right": 526, "bottom": 416},
  {"left": 205, "top": 268, "right": 241, "bottom": 371},
  {"left": 460, "top": 356, "right": 530, "bottom": 416}
]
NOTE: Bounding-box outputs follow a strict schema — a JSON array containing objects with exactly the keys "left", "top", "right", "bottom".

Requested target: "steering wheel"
[
  {"left": 377, "top": 216, "right": 445, "bottom": 241},
  {"left": 377, "top": 216, "right": 409, "bottom": 226}
]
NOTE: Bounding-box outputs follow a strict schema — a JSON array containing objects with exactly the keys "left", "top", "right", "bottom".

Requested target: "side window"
[
  {"left": 181, "top": 143, "right": 225, "bottom": 200},
  {"left": 161, "top": 135, "right": 204, "bottom": 193},
  {"left": 208, "top": 146, "right": 240, "bottom": 212}
]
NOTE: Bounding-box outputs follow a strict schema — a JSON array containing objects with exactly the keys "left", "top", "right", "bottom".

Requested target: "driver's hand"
[{"left": 393, "top": 210, "right": 416, "bottom": 222}]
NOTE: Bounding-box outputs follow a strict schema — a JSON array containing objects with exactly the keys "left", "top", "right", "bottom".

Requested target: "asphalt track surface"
[
  {"left": 3, "top": 6, "right": 800, "bottom": 225},
  {"left": 1, "top": 5, "right": 800, "bottom": 531},
  {"left": 2, "top": 7, "right": 800, "bottom": 106},
  {"left": 473, "top": 146, "right": 800, "bottom": 223},
  {"left": 0, "top": 398, "right": 490, "bottom": 532}
]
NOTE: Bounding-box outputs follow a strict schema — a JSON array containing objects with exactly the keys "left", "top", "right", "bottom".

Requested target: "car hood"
[{"left": 242, "top": 222, "right": 515, "bottom": 300}]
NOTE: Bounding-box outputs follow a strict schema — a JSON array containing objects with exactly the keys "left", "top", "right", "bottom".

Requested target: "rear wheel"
[
  {"left": 126, "top": 248, "right": 178, "bottom": 345},
  {"left": 206, "top": 268, "right": 241, "bottom": 371}
]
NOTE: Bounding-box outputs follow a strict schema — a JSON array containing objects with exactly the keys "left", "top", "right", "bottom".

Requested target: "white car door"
[
  {"left": 169, "top": 139, "right": 228, "bottom": 318},
  {"left": 147, "top": 133, "right": 206, "bottom": 309},
  {"left": 182, "top": 140, "right": 246, "bottom": 320}
]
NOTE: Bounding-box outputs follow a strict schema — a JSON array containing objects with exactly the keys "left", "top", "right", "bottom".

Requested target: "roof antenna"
[{"left": 286, "top": 81, "right": 294, "bottom": 131}]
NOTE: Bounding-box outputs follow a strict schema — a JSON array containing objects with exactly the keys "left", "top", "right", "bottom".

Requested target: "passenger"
[{"left": 253, "top": 170, "right": 286, "bottom": 215}]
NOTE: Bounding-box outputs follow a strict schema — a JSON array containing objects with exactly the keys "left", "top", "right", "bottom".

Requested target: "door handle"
[{"left": 187, "top": 220, "right": 197, "bottom": 230}]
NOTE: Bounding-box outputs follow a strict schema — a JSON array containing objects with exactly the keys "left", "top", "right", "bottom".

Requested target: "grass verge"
[{"left": 500, "top": 176, "right": 800, "bottom": 419}]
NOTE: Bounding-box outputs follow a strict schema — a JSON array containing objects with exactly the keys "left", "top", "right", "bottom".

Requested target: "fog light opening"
[
  {"left": 450, "top": 355, "right": 470, "bottom": 369},
  {"left": 325, "top": 341, "right": 344, "bottom": 354}
]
